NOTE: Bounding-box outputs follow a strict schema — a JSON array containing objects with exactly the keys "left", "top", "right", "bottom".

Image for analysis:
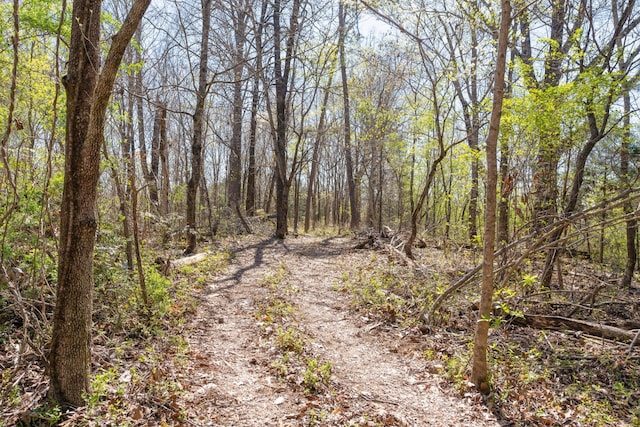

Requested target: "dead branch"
[
  {"left": 566, "top": 284, "right": 605, "bottom": 317},
  {"left": 423, "top": 187, "right": 640, "bottom": 325}
]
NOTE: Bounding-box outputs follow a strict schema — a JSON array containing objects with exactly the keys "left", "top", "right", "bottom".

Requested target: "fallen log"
[
  {"left": 171, "top": 252, "right": 210, "bottom": 268},
  {"left": 156, "top": 252, "right": 211, "bottom": 274},
  {"left": 510, "top": 313, "right": 636, "bottom": 342}
]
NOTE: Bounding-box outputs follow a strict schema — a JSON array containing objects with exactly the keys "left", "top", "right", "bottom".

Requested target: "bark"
[
  {"left": 531, "top": 0, "right": 567, "bottom": 233},
  {"left": 49, "top": 0, "right": 150, "bottom": 407},
  {"left": 158, "top": 103, "right": 170, "bottom": 216},
  {"left": 497, "top": 44, "right": 516, "bottom": 247},
  {"left": 621, "top": 92, "right": 636, "bottom": 288},
  {"left": 135, "top": 28, "right": 151, "bottom": 197},
  {"left": 245, "top": 74, "right": 259, "bottom": 216},
  {"left": 497, "top": 140, "right": 510, "bottom": 245},
  {"left": 441, "top": 14, "right": 481, "bottom": 243},
  {"left": 537, "top": 0, "right": 638, "bottom": 287},
  {"left": 169, "top": 252, "right": 211, "bottom": 269},
  {"left": 245, "top": 0, "right": 268, "bottom": 216},
  {"left": 273, "top": 0, "right": 301, "bottom": 239},
  {"left": 616, "top": 1, "right": 637, "bottom": 288},
  {"left": 339, "top": 1, "right": 359, "bottom": 230},
  {"left": 405, "top": 79, "right": 449, "bottom": 259},
  {"left": 229, "top": 8, "right": 247, "bottom": 213},
  {"left": 0, "top": 0, "right": 20, "bottom": 230},
  {"left": 471, "top": 0, "right": 510, "bottom": 393},
  {"left": 148, "top": 103, "right": 163, "bottom": 208},
  {"left": 185, "top": 0, "right": 212, "bottom": 254}
]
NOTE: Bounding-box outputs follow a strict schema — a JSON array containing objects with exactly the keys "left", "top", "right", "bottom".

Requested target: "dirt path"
[{"left": 180, "top": 235, "right": 499, "bottom": 426}]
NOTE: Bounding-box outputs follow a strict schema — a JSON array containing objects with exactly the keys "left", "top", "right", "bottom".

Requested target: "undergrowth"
[
  {"left": 339, "top": 249, "right": 640, "bottom": 426},
  {"left": 1, "top": 241, "right": 230, "bottom": 426},
  {"left": 336, "top": 254, "right": 430, "bottom": 326}
]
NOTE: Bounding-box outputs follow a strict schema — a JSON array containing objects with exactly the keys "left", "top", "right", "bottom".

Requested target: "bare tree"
[
  {"left": 185, "top": 0, "right": 212, "bottom": 254},
  {"left": 272, "top": 0, "right": 301, "bottom": 238},
  {"left": 339, "top": 1, "right": 360, "bottom": 230}
]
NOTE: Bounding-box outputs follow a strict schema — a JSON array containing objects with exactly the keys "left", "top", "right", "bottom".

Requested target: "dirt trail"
[{"left": 181, "top": 235, "right": 499, "bottom": 426}]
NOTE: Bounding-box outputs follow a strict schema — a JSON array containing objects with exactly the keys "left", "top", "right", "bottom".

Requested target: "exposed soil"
[{"left": 179, "top": 235, "right": 499, "bottom": 426}]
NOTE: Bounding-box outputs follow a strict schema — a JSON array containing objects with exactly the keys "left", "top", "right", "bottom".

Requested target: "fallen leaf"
[{"left": 132, "top": 407, "right": 143, "bottom": 420}]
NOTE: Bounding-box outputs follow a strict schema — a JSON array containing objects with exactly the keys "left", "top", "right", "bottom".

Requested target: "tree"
[
  {"left": 185, "top": 0, "right": 212, "bottom": 254},
  {"left": 272, "top": 0, "right": 301, "bottom": 238},
  {"left": 228, "top": 1, "right": 247, "bottom": 220},
  {"left": 304, "top": 62, "right": 335, "bottom": 233},
  {"left": 470, "top": 0, "right": 510, "bottom": 392},
  {"left": 537, "top": 0, "right": 640, "bottom": 287},
  {"left": 245, "top": 0, "right": 268, "bottom": 216},
  {"left": 439, "top": 2, "right": 491, "bottom": 243},
  {"left": 49, "top": 0, "right": 151, "bottom": 407},
  {"left": 339, "top": 0, "right": 360, "bottom": 230}
]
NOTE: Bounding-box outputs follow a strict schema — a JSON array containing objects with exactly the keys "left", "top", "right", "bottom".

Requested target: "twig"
[
  {"left": 627, "top": 329, "right": 640, "bottom": 357},
  {"left": 567, "top": 284, "right": 605, "bottom": 317}
]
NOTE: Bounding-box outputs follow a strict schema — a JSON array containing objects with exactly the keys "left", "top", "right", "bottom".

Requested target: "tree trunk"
[
  {"left": 273, "top": 0, "right": 300, "bottom": 239},
  {"left": 466, "top": 27, "right": 480, "bottom": 242},
  {"left": 471, "top": 0, "right": 510, "bottom": 393},
  {"left": 293, "top": 174, "right": 300, "bottom": 233},
  {"left": 339, "top": 1, "right": 360, "bottom": 230},
  {"left": 616, "top": 0, "right": 636, "bottom": 287},
  {"left": 148, "top": 103, "right": 163, "bottom": 209},
  {"left": 531, "top": 0, "right": 566, "bottom": 233},
  {"left": 510, "top": 313, "right": 637, "bottom": 342},
  {"left": 245, "top": 74, "right": 259, "bottom": 216},
  {"left": 621, "top": 92, "right": 636, "bottom": 288},
  {"left": 49, "top": 0, "right": 150, "bottom": 407},
  {"left": 245, "top": 0, "right": 268, "bottom": 216},
  {"left": 185, "top": 0, "right": 212, "bottom": 254},
  {"left": 229, "top": 8, "right": 246, "bottom": 220},
  {"left": 405, "top": 80, "right": 449, "bottom": 259},
  {"left": 158, "top": 103, "right": 170, "bottom": 216}
]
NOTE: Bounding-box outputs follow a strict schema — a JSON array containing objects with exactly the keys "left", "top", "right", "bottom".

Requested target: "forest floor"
[
  {"left": 3, "top": 232, "right": 640, "bottom": 426},
  {"left": 177, "top": 235, "right": 499, "bottom": 426}
]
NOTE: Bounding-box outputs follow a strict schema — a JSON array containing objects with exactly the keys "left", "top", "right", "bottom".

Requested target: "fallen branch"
[
  {"left": 566, "top": 284, "right": 605, "bottom": 317},
  {"left": 510, "top": 313, "right": 636, "bottom": 343},
  {"left": 423, "top": 187, "right": 640, "bottom": 325}
]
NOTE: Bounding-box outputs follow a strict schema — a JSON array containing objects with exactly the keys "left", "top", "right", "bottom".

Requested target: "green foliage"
[
  {"left": 338, "top": 259, "right": 426, "bottom": 325},
  {"left": 303, "top": 358, "right": 332, "bottom": 394},
  {"left": 259, "top": 263, "right": 289, "bottom": 289},
  {"left": 18, "top": 401, "right": 62, "bottom": 426},
  {"left": 21, "top": 0, "right": 70, "bottom": 37},
  {"left": 256, "top": 297, "right": 297, "bottom": 324},
  {"left": 145, "top": 266, "right": 171, "bottom": 316},
  {"left": 275, "top": 326, "right": 305, "bottom": 354},
  {"left": 86, "top": 367, "right": 119, "bottom": 408},
  {"left": 271, "top": 354, "right": 290, "bottom": 378}
]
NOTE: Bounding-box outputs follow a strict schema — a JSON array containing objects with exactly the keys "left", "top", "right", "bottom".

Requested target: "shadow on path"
[
  {"left": 208, "top": 236, "right": 279, "bottom": 293},
  {"left": 207, "top": 235, "right": 351, "bottom": 294}
]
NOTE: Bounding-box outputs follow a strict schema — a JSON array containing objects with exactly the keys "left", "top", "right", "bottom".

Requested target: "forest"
[{"left": 1, "top": 0, "right": 640, "bottom": 425}]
